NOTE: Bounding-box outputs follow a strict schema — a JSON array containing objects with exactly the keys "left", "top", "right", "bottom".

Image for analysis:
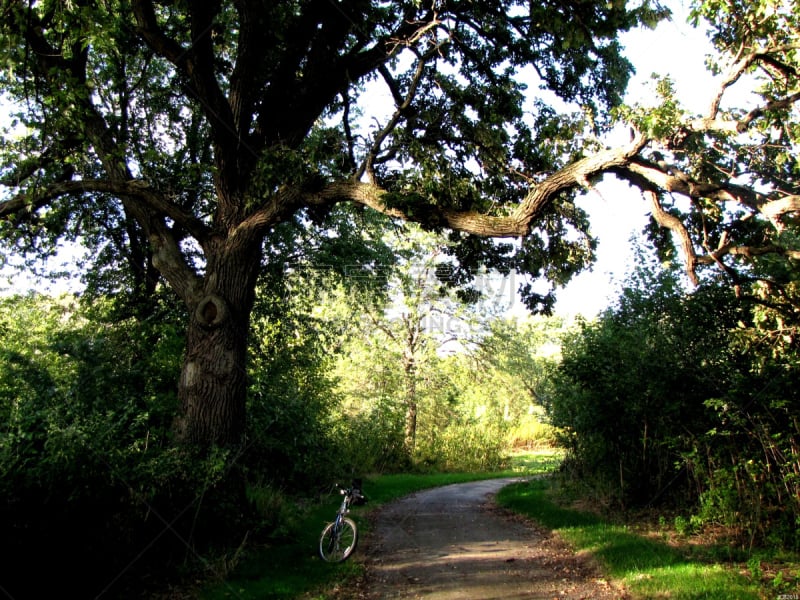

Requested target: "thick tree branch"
[
  {"left": 705, "top": 43, "right": 800, "bottom": 120},
  {"left": 148, "top": 224, "right": 204, "bottom": 306},
  {"left": 131, "top": 0, "right": 190, "bottom": 67},
  {"left": 311, "top": 179, "right": 533, "bottom": 236},
  {"left": 255, "top": 7, "right": 441, "bottom": 148},
  {"left": 235, "top": 185, "right": 306, "bottom": 239},
  {"left": 0, "top": 178, "right": 207, "bottom": 304},
  {"left": 690, "top": 91, "right": 800, "bottom": 135},
  {"left": 760, "top": 195, "right": 800, "bottom": 232},
  {"left": 699, "top": 243, "right": 800, "bottom": 263},
  {"left": 645, "top": 190, "right": 699, "bottom": 285},
  {"left": 133, "top": 0, "right": 238, "bottom": 162},
  {"left": 622, "top": 159, "right": 758, "bottom": 208},
  {"left": 315, "top": 133, "right": 647, "bottom": 237},
  {"left": 518, "top": 133, "right": 647, "bottom": 220},
  {"left": 622, "top": 160, "right": 800, "bottom": 232},
  {"left": 228, "top": 0, "right": 272, "bottom": 133},
  {"left": 0, "top": 179, "right": 211, "bottom": 244}
]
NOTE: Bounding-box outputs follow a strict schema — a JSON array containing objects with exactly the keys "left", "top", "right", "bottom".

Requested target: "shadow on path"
[{"left": 359, "top": 478, "right": 624, "bottom": 600}]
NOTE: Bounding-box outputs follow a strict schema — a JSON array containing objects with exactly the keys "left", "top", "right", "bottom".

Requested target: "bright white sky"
[
  {"left": 1, "top": 0, "right": 727, "bottom": 316},
  {"left": 551, "top": 0, "right": 719, "bottom": 317}
]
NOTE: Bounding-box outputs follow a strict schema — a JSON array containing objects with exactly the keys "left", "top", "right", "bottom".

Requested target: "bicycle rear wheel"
[{"left": 318, "top": 517, "right": 358, "bottom": 562}]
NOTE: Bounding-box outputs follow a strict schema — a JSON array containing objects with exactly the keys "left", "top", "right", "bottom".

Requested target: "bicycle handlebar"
[{"left": 334, "top": 482, "right": 367, "bottom": 505}]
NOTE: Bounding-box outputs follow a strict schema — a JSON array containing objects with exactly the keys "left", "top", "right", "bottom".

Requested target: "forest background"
[{"left": 0, "top": 0, "right": 798, "bottom": 597}]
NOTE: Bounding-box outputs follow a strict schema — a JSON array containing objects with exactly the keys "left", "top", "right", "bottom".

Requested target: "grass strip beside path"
[{"left": 496, "top": 478, "right": 762, "bottom": 599}]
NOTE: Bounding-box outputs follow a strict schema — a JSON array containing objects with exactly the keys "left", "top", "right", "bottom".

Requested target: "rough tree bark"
[{"left": 174, "top": 294, "right": 249, "bottom": 447}]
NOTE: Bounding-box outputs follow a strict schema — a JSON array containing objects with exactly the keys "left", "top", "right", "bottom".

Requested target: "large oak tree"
[{"left": 1, "top": 0, "right": 798, "bottom": 449}]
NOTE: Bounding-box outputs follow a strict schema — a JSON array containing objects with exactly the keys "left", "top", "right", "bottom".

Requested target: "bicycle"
[{"left": 318, "top": 479, "right": 366, "bottom": 563}]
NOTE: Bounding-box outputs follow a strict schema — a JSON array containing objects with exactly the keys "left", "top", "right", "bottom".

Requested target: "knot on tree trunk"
[{"left": 195, "top": 294, "right": 229, "bottom": 328}]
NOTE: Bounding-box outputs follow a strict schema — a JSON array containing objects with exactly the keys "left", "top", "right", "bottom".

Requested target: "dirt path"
[{"left": 353, "top": 478, "right": 625, "bottom": 600}]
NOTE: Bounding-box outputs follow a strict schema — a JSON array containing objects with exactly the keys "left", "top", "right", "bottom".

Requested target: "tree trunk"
[
  {"left": 173, "top": 294, "right": 249, "bottom": 447},
  {"left": 404, "top": 396, "right": 417, "bottom": 454},
  {"left": 172, "top": 246, "right": 260, "bottom": 449},
  {"left": 403, "top": 354, "right": 418, "bottom": 454}
]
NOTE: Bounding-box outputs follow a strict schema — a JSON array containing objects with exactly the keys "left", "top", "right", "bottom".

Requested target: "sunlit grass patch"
[
  {"left": 626, "top": 563, "right": 758, "bottom": 599},
  {"left": 507, "top": 448, "right": 564, "bottom": 476},
  {"left": 496, "top": 479, "right": 761, "bottom": 599}
]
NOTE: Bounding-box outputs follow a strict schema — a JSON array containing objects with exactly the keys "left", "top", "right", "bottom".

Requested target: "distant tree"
[
  {"left": 471, "top": 316, "right": 566, "bottom": 416},
  {"left": 1, "top": 0, "right": 797, "bottom": 450},
  {"left": 330, "top": 225, "right": 490, "bottom": 456}
]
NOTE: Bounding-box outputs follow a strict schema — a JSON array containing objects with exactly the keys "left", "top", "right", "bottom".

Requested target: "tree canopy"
[
  {"left": 1, "top": 0, "right": 799, "bottom": 447},
  {"left": 0, "top": 0, "right": 659, "bottom": 306}
]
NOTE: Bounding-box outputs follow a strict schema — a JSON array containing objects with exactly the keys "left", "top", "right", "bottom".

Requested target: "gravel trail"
[{"left": 354, "top": 478, "right": 625, "bottom": 600}]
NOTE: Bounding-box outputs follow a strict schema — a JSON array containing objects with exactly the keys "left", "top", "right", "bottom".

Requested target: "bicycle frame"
[
  {"left": 337, "top": 489, "right": 352, "bottom": 518},
  {"left": 318, "top": 482, "right": 365, "bottom": 562}
]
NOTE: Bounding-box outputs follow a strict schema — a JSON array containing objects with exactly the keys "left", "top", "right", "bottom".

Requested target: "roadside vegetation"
[
  {"left": 209, "top": 444, "right": 799, "bottom": 600},
  {"left": 497, "top": 478, "right": 799, "bottom": 599},
  {"left": 2, "top": 232, "right": 799, "bottom": 598},
  {"left": 202, "top": 450, "right": 562, "bottom": 600},
  {"left": 0, "top": 283, "right": 563, "bottom": 597}
]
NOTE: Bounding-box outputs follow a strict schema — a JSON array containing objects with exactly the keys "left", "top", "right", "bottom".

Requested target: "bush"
[
  {"left": 414, "top": 423, "right": 508, "bottom": 472},
  {"left": 0, "top": 294, "right": 252, "bottom": 597},
  {"left": 546, "top": 264, "right": 800, "bottom": 549}
]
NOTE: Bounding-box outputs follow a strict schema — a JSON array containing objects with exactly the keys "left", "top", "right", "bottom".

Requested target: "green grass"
[
  {"left": 496, "top": 478, "right": 763, "bottom": 599},
  {"left": 200, "top": 450, "right": 560, "bottom": 599},
  {"left": 200, "top": 497, "right": 364, "bottom": 600},
  {"left": 365, "top": 449, "right": 562, "bottom": 504}
]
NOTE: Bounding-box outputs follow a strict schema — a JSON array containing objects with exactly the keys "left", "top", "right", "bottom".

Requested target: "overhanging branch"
[
  {"left": 705, "top": 42, "right": 800, "bottom": 120},
  {"left": 645, "top": 190, "right": 699, "bottom": 285},
  {"left": 622, "top": 160, "right": 800, "bottom": 232},
  {"left": 0, "top": 179, "right": 211, "bottom": 243},
  {"left": 314, "top": 132, "right": 648, "bottom": 237},
  {"left": 689, "top": 91, "right": 800, "bottom": 135},
  {"left": 699, "top": 243, "right": 800, "bottom": 263},
  {"left": 760, "top": 195, "right": 800, "bottom": 232}
]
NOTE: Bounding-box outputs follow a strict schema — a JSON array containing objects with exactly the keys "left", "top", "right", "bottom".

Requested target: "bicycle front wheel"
[{"left": 318, "top": 517, "right": 358, "bottom": 562}]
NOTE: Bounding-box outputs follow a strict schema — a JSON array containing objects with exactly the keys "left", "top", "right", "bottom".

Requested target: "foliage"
[
  {"left": 0, "top": 289, "right": 377, "bottom": 595},
  {"left": 547, "top": 247, "right": 800, "bottom": 549},
  {"left": 549, "top": 260, "right": 740, "bottom": 504},
  {"left": 0, "top": 0, "right": 670, "bottom": 450},
  {"left": 245, "top": 277, "right": 343, "bottom": 490},
  {"left": 1, "top": 0, "right": 799, "bottom": 592},
  {"left": 0, "top": 0, "right": 798, "bottom": 456},
  {"left": 319, "top": 227, "right": 566, "bottom": 474},
  {"left": 0, "top": 294, "right": 183, "bottom": 483},
  {"left": 466, "top": 315, "right": 566, "bottom": 445},
  {"left": 204, "top": 451, "right": 562, "bottom": 599},
  {"left": 506, "top": 410, "right": 561, "bottom": 450},
  {"left": 0, "top": 293, "right": 253, "bottom": 596},
  {"left": 325, "top": 225, "right": 495, "bottom": 472}
]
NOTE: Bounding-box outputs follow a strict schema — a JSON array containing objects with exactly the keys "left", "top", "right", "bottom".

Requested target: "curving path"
[{"left": 357, "top": 478, "right": 625, "bottom": 600}]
